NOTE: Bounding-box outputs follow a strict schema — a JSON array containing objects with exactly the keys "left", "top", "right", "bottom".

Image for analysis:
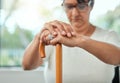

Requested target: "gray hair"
[{"left": 62, "top": 0, "right": 94, "bottom": 7}]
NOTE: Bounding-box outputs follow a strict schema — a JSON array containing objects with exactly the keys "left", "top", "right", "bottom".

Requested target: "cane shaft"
[{"left": 56, "top": 44, "right": 62, "bottom": 83}]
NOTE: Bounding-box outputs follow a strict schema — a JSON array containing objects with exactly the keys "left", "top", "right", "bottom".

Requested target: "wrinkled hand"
[
  {"left": 49, "top": 29, "right": 88, "bottom": 47},
  {"left": 43, "top": 20, "right": 75, "bottom": 37},
  {"left": 40, "top": 20, "right": 75, "bottom": 45},
  {"left": 40, "top": 29, "right": 51, "bottom": 45},
  {"left": 40, "top": 20, "right": 89, "bottom": 47}
]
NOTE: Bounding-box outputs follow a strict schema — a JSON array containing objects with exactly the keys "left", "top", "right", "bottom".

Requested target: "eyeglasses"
[{"left": 62, "top": 1, "right": 91, "bottom": 12}]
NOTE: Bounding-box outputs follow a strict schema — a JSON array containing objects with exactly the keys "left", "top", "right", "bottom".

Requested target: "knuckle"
[
  {"left": 64, "top": 27, "right": 69, "bottom": 32},
  {"left": 58, "top": 36, "right": 62, "bottom": 41},
  {"left": 52, "top": 21, "right": 63, "bottom": 30}
]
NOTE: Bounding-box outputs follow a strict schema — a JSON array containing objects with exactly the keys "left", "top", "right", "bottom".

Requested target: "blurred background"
[{"left": 0, "top": 0, "right": 120, "bottom": 83}]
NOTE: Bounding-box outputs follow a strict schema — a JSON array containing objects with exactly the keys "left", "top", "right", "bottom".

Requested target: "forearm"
[
  {"left": 80, "top": 38, "right": 120, "bottom": 65},
  {"left": 22, "top": 35, "right": 43, "bottom": 70}
]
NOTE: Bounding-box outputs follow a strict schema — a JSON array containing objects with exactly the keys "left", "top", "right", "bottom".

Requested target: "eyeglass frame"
[{"left": 61, "top": 0, "right": 92, "bottom": 12}]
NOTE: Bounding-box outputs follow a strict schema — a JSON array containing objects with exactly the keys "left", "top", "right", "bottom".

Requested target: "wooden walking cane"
[{"left": 39, "top": 42, "right": 62, "bottom": 83}]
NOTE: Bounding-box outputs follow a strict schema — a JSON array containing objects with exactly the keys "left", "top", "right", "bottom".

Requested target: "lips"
[
  {"left": 72, "top": 19, "right": 82, "bottom": 22},
  {"left": 73, "top": 19, "right": 80, "bottom": 22},
  {"left": 72, "top": 18, "right": 81, "bottom": 20}
]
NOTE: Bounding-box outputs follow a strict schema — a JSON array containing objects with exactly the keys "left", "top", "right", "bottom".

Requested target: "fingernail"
[
  {"left": 53, "top": 32, "right": 57, "bottom": 35},
  {"left": 67, "top": 33, "right": 71, "bottom": 37},
  {"left": 72, "top": 32, "right": 75, "bottom": 36},
  {"left": 61, "top": 31, "right": 66, "bottom": 35}
]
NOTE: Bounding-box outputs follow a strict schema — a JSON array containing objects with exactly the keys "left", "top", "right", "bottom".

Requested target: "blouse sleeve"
[{"left": 104, "top": 31, "right": 120, "bottom": 47}]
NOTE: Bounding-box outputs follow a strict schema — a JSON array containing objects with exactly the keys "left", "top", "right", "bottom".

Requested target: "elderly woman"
[{"left": 22, "top": 0, "right": 120, "bottom": 83}]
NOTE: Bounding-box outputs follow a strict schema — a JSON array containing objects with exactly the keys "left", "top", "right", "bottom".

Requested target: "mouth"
[
  {"left": 71, "top": 19, "right": 84, "bottom": 27},
  {"left": 71, "top": 19, "right": 83, "bottom": 23}
]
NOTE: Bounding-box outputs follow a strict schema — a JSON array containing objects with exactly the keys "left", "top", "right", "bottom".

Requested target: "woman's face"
[{"left": 63, "top": 0, "right": 92, "bottom": 28}]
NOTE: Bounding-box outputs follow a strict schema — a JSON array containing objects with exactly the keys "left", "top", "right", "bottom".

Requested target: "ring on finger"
[{"left": 47, "top": 34, "right": 54, "bottom": 40}]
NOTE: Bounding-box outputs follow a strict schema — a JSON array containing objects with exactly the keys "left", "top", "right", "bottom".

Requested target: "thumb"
[
  {"left": 50, "top": 37, "right": 60, "bottom": 45},
  {"left": 50, "top": 28, "right": 62, "bottom": 45}
]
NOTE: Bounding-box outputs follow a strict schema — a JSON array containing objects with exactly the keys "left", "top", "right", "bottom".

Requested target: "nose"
[{"left": 72, "top": 8, "right": 80, "bottom": 18}]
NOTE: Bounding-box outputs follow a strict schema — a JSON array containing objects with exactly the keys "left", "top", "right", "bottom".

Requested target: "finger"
[
  {"left": 50, "top": 37, "right": 59, "bottom": 45},
  {"left": 40, "top": 32, "right": 46, "bottom": 43},
  {"left": 39, "top": 27, "right": 49, "bottom": 42},
  {"left": 50, "top": 29, "right": 62, "bottom": 45},
  {"left": 45, "top": 33, "right": 55, "bottom": 45},
  {"left": 50, "top": 20, "right": 67, "bottom": 36},
  {"left": 68, "top": 25, "right": 76, "bottom": 36},
  {"left": 40, "top": 30, "right": 50, "bottom": 44},
  {"left": 45, "top": 40, "right": 50, "bottom": 45},
  {"left": 44, "top": 23, "right": 58, "bottom": 36},
  {"left": 59, "top": 21, "right": 75, "bottom": 37},
  {"left": 45, "top": 34, "right": 55, "bottom": 41},
  {"left": 39, "top": 27, "right": 49, "bottom": 38}
]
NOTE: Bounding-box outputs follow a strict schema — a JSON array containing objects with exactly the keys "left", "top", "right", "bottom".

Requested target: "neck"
[{"left": 74, "top": 24, "right": 95, "bottom": 36}]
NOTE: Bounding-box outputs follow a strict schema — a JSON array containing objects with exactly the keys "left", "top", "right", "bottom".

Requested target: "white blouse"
[{"left": 43, "top": 27, "right": 120, "bottom": 83}]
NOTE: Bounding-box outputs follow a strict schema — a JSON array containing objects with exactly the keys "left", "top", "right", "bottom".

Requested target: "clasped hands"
[{"left": 40, "top": 20, "right": 89, "bottom": 47}]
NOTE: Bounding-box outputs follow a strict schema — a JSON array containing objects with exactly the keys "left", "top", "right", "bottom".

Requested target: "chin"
[{"left": 71, "top": 22, "right": 84, "bottom": 28}]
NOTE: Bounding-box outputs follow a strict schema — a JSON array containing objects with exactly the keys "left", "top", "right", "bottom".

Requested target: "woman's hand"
[
  {"left": 49, "top": 29, "right": 89, "bottom": 47},
  {"left": 40, "top": 29, "right": 51, "bottom": 45},
  {"left": 40, "top": 20, "right": 89, "bottom": 47},
  {"left": 40, "top": 28, "right": 89, "bottom": 47},
  {"left": 43, "top": 20, "right": 75, "bottom": 37},
  {"left": 40, "top": 20, "right": 74, "bottom": 45}
]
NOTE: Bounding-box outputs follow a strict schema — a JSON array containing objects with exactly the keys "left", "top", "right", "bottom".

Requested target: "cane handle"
[
  {"left": 39, "top": 42, "right": 62, "bottom": 83},
  {"left": 39, "top": 42, "right": 46, "bottom": 58}
]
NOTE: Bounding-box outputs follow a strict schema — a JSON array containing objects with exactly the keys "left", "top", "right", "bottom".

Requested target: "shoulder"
[
  {"left": 94, "top": 27, "right": 119, "bottom": 38},
  {"left": 105, "top": 30, "right": 120, "bottom": 47},
  {"left": 95, "top": 27, "right": 120, "bottom": 47}
]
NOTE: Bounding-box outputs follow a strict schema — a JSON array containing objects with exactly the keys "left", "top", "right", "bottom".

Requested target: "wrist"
[{"left": 76, "top": 36, "right": 91, "bottom": 48}]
